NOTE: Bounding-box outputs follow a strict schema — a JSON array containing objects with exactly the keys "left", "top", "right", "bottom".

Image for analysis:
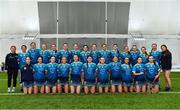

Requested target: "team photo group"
[{"left": 5, "top": 42, "right": 172, "bottom": 95}]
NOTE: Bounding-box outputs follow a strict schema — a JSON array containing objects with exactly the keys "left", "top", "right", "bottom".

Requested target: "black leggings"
[{"left": 7, "top": 69, "right": 18, "bottom": 87}]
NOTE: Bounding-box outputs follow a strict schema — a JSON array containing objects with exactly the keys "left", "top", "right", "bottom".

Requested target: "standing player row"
[{"left": 19, "top": 42, "right": 161, "bottom": 69}]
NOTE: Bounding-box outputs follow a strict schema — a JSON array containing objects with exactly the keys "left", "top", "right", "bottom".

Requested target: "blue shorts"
[
  {"left": 57, "top": 77, "right": 69, "bottom": 85},
  {"left": 71, "top": 74, "right": 81, "bottom": 86},
  {"left": 34, "top": 81, "right": 45, "bottom": 87},
  {"left": 123, "top": 81, "right": 133, "bottom": 87},
  {"left": 45, "top": 80, "right": 57, "bottom": 87},
  {"left": 71, "top": 80, "right": 82, "bottom": 86},
  {"left": 146, "top": 78, "right": 160, "bottom": 87},
  {"left": 134, "top": 80, "right": 146, "bottom": 86},
  {"left": 84, "top": 80, "right": 96, "bottom": 86},
  {"left": 98, "top": 81, "right": 109, "bottom": 87},
  {"left": 22, "top": 81, "right": 34, "bottom": 88},
  {"left": 110, "top": 79, "right": 122, "bottom": 86}
]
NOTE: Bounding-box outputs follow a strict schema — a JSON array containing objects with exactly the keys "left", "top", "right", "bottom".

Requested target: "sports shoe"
[
  {"left": 7, "top": 88, "right": 11, "bottom": 93},
  {"left": 11, "top": 87, "right": 16, "bottom": 93}
]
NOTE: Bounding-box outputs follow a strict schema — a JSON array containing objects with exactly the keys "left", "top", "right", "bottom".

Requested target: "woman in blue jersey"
[
  {"left": 80, "top": 45, "right": 91, "bottom": 64},
  {"left": 130, "top": 45, "right": 140, "bottom": 66},
  {"left": 49, "top": 44, "right": 59, "bottom": 63},
  {"left": 57, "top": 56, "right": 71, "bottom": 93},
  {"left": 109, "top": 56, "right": 122, "bottom": 93},
  {"left": 110, "top": 44, "right": 121, "bottom": 61},
  {"left": 45, "top": 56, "right": 58, "bottom": 94},
  {"left": 139, "top": 47, "right": 149, "bottom": 64},
  {"left": 99, "top": 44, "right": 111, "bottom": 64},
  {"left": 121, "top": 57, "right": 133, "bottom": 93},
  {"left": 149, "top": 43, "right": 161, "bottom": 65},
  {"left": 33, "top": 56, "right": 46, "bottom": 94},
  {"left": 145, "top": 56, "right": 161, "bottom": 93},
  {"left": 70, "top": 55, "right": 83, "bottom": 94},
  {"left": 28, "top": 42, "right": 40, "bottom": 65},
  {"left": 91, "top": 44, "right": 100, "bottom": 64},
  {"left": 59, "top": 43, "right": 71, "bottom": 63},
  {"left": 97, "top": 57, "right": 110, "bottom": 93},
  {"left": 70, "top": 43, "right": 81, "bottom": 62},
  {"left": 132, "top": 57, "right": 146, "bottom": 93},
  {"left": 40, "top": 43, "right": 50, "bottom": 64},
  {"left": 83, "top": 56, "right": 97, "bottom": 94},
  {"left": 120, "top": 46, "right": 131, "bottom": 64}
]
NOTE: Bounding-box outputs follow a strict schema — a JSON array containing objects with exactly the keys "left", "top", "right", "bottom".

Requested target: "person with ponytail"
[{"left": 139, "top": 47, "right": 149, "bottom": 64}]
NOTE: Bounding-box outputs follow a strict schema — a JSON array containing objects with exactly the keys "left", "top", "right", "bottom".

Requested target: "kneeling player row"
[{"left": 21, "top": 55, "right": 161, "bottom": 94}]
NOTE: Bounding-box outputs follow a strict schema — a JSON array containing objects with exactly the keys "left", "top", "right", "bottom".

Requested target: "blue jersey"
[
  {"left": 18, "top": 52, "right": 29, "bottom": 70},
  {"left": 132, "top": 63, "right": 146, "bottom": 81},
  {"left": 80, "top": 51, "right": 91, "bottom": 64},
  {"left": 57, "top": 63, "right": 70, "bottom": 78},
  {"left": 130, "top": 51, "right": 140, "bottom": 66},
  {"left": 70, "top": 50, "right": 81, "bottom": 62},
  {"left": 71, "top": 61, "right": 83, "bottom": 75},
  {"left": 109, "top": 62, "right": 122, "bottom": 80},
  {"left": 83, "top": 63, "right": 96, "bottom": 81},
  {"left": 49, "top": 50, "right": 59, "bottom": 63},
  {"left": 99, "top": 50, "right": 111, "bottom": 64},
  {"left": 110, "top": 50, "right": 121, "bottom": 61},
  {"left": 90, "top": 50, "right": 100, "bottom": 64},
  {"left": 28, "top": 48, "right": 40, "bottom": 64},
  {"left": 149, "top": 50, "right": 161, "bottom": 65},
  {"left": 139, "top": 53, "right": 148, "bottom": 64},
  {"left": 121, "top": 64, "right": 132, "bottom": 82},
  {"left": 33, "top": 63, "right": 46, "bottom": 81},
  {"left": 58, "top": 49, "right": 71, "bottom": 63},
  {"left": 97, "top": 63, "right": 109, "bottom": 82},
  {"left": 40, "top": 50, "right": 50, "bottom": 64},
  {"left": 145, "top": 63, "right": 160, "bottom": 80},
  {"left": 120, "top": 52, "right": 131, "bottom": 64},
  {"left": 46, "top": 63, "right": 58, "bottom": 81}
]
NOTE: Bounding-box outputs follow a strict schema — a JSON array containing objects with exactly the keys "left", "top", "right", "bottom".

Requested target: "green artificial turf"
[{"left": 0, "top": 72, "right": 180, "bottom": 109}]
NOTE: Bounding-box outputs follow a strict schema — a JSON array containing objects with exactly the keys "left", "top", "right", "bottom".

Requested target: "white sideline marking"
[
  {"left": 0, "top": 92, "right": 180, "bottom": 95},
  {"left": 0, "top": 93, "right": 24, "bottom": 95}
]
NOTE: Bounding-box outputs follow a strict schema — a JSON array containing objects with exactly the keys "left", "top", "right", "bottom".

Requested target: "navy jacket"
[{"left": 21, "top": 64, "right": 34, "bottom": 82}]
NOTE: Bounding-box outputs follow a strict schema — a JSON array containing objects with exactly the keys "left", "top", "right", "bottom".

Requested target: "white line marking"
[{"left": 0, "top": 92, "right": 180, "bottom": 95}]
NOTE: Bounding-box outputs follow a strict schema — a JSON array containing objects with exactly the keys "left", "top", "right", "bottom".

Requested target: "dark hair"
[
  {"left": 86, "top": 55, "right": 93, "bottom": 68},
  {"left": 113, "top": 44, "right": 118, "bottom": 47},
  {"left": 148, "top": 55, "right": 157, "bottom": 66},
  {"left": 92, "top": 44, "right": 97, "bottom": 47},
  {"left": 124, "top": 57, "right": 130, "bottom": 65},
  {"left": 37, "top": 56, "right": 43, "bottom": 63},
  {"left": 141, "top": 46, "right": 148, "bottom": 56},
  {"left": 130, "top": 45, "right": 139, "bottom": 51},
  {"left": 73, "top": 54, "right": 79, "bottom": 61},
  {"left": 161, "top": 44, "right": 170, "bottom": 56},
  {"left": 63, "top": 43, "right": 68, "bottom": 45},
  {"left": 21, "top": 45, "right": 27, "bottom": 49},
  {"left": 30, "top": 42, "right": 36, "bottom": 46},
  {"left": 124, "top": 46, "right": 130, "bottom": 54},
  {"left": 83, "top": 45, "right": 89, "bottom": 50},
  {"left": 10, "top": 46, "right": 16, "bottom": 49},
  {"left": 101, "top": 43, "right": 107, "bottom": 47}
]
